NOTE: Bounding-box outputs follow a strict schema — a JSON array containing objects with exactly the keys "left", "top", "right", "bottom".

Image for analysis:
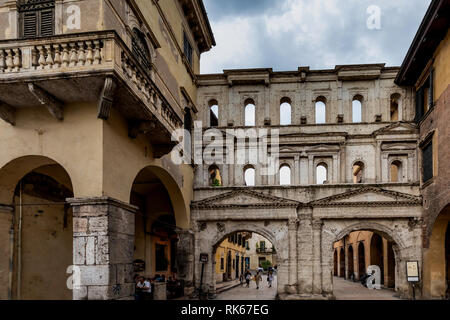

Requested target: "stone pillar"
[
  {"left": 294, "top": 155, "right": 300, "bottom": 185},
  {"left": 308, "top": 155, "right": 314, "bottom": 184},
  {"left": 287, "top": 218, "right": 299, "bottom": 294},
  {"left": 4, "top": 1, "right": 19, "bottom": 40},
  {"left": 312, "top": 219, "right": 323, "bottom": 295},
  {"left": 340, "top": 143, "right": 346, "bottom": 183},
  {"left": 375, "top": 140, "right": 382, "bottom": 182},
  {"left": 297, "top": 211, "right": 313, "bottom": 295},
  {"left": 176, "top": 230, "right": 195, "bottom": 293},
  {"left": 68, "top": 197, "right": 137, "bottom": 300}
]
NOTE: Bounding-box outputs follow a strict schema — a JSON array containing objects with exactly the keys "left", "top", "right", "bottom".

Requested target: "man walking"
[{"left": 255, "top": 271, "right": 262, "bottom": 290}]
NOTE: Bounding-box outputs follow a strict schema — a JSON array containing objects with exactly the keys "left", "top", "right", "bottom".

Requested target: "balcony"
[
  {"left": 256, "top": 248, "right": 276, "bottom": 255},
  {"left": 0, "top": 31, "right": 182, "bottom": 157}
]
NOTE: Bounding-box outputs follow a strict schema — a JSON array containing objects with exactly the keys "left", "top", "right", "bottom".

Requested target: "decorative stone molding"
[
  {"left": 309, "top": 186, "right": 422, "bottom": 207},
  {"left": 0, "top": 100, "right": 16, "bottom": 125},
  {"left": 28, "top": 83, "right": 64, "bottom": 120},
  {"left": 191, "top": 189, "right": 301, "bottom": 209},
  {"left": 216, "top": 222, "right": 225, "bottom": 232},
  {"left": 97, "top": 77, "right": 116, "bottom": 120}
]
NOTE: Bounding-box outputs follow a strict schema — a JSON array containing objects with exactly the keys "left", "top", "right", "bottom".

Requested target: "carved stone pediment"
[
  {"left": 373, "top": 122, "right": 418, "bottom": 136},
  {"left": 310, "top": 187, "right": 422, "bottom": 207},
  {"left": 191, "top": 189, "right": 301, "bottom": 209},
  {"left": 307, "top": 144, "right": 340, "bottom": 152}
]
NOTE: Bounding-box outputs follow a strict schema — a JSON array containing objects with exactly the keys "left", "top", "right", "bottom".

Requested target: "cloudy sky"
[{"left": 200, "top": 0, "right": 431, "bottom": 74}]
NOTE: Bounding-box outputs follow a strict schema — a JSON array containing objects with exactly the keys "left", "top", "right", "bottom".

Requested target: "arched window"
[
  {"left": 316, "top": 163, "right": 328, "bottom": 184},
  {"left": 352, "top": 161, "right": 364, "bottom": 183},
  {"left": 132, "top": 28, "right": 152, "bottom": 70},
  {"left": 208, "top": 165, "right": 222, "bottom": 186},
  {"left": 279, "top": 165, "right": 291, "bottom": 185},
  {"left": 244, "top": 166, "right": 255, "bottom": 186},
  {"left": 315, "top": 97, "right": 326, "bottom": 124},
  {"left": 390, "top": 160, "right": 402, "bottom": 182},
  {"left": 209, "top": 99, "right": 219, "bottom": 127},
  {"left": 352, "top": 95, "right": 363, "bottom": 123},
  {"left": 280, "top": 98, "right": 292, "bottom": 125},
  {"left": 390, "top": 94, "right": 400, "bottom": 121},
  {"left": 245, "top": 99, "right": 256, "bottom": 126}
]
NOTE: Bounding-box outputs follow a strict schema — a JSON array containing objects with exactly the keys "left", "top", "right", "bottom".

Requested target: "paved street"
[
  {"left": 333, "top": 277, "right": 400, "bottom": 300},
  {"left": 216, "top": 276, "right": 278, "bottom": 300}
]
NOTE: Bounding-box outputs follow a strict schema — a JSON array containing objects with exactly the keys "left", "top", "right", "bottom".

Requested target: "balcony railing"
[
  {"left": 0, "top": 31, "right": 182, "bottom": 155},
  {"left": 256, "top": 248, "right": 276, "bottom": 254}
]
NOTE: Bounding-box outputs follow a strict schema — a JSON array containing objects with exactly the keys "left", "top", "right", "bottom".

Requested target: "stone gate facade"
[{"left": 190, "top": 65, "right": 424, "bottom": 299}]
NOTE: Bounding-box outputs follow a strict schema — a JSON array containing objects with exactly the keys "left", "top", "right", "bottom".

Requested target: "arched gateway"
[{"left": 191, "top": 187, "right": 423, "bottom": 299}]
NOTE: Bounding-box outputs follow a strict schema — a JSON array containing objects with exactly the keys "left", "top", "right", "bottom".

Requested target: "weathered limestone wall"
[{"left": 70, "top": 197, "right": 137, "bottom": 300}]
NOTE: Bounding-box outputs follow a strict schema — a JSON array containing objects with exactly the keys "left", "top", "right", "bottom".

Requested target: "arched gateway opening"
[
  {"left": 0, "top": 156, "right": 74, "bottom": 300},
  {"left": 212, "top": 231, "right": 278, "bottom": 300},
  {"left": 332, "top": 229, "right": 398, "bottom": 299},
  {"left": 130, "top": 166, "right": 189, "bottom": 300}
]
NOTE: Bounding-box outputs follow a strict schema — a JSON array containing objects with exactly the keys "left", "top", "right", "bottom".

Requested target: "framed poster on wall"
[{"left": 406, "top": 261, "right": 419, "bottom": 282}]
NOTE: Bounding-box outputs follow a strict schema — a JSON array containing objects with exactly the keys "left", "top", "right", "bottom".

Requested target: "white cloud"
[{"left": 201, "top": 0, "right": 431, "bottom": 74}]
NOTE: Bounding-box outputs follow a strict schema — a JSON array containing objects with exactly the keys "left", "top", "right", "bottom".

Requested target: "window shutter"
[
  {"left": 429, "top": 69, "right": 434, "bottom": 109},
  {"left": 39, "top": 9, "right": 54, "bottom": 36},
  {"left": 415, "top": 87, "right": 424, "bottom": 123},
  {"left": 23, "top": 11, "right": 38, "bottom": 38}
]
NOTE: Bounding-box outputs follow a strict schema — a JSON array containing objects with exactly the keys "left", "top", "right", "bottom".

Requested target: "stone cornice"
[{"left": 66, "top": 197, "right": 139, "bottom": 213}]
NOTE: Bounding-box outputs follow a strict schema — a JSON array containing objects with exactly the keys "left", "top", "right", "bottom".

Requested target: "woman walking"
[{"left": 255, "top": 271, "right": 262, "bottom": 290}]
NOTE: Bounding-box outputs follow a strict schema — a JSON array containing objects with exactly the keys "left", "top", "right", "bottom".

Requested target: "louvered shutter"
[
  {"left": 39, "top": 9, "right": 54, "bottom": 36},
  {"left": 23, "top": 11, "right": 38, "bottom": 38}
]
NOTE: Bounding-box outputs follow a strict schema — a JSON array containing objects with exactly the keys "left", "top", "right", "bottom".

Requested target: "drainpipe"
[
  {"left": 8, "top": 206, "right": 14, "bottom": 300},
  {"left": 17, "top": 181, "right": 22, "bottom": 300}
]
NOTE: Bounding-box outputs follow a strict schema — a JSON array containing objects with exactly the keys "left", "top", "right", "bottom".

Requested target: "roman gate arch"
[
  {"left": 321, "top": 220, "right": 422, "bottom": 299},
  {"left": 193, "top": 219, "right": 291, "bottom": 297}
]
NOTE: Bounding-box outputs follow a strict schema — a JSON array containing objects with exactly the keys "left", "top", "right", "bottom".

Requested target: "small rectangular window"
[
  {"left": 422, "top": 141, "right": 433, "bottom": 183},
  {"left": 183, "top": 31, "right": 193, "bottom": 67}
]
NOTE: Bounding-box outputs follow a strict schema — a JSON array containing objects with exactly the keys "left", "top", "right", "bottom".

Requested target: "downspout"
[{"left": 17, "top": 181, "right": 22, "bottom": 300}]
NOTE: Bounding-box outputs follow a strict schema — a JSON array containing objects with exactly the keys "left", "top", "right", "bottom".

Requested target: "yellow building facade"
[{"left": 215, "top": 232, "right": 250, "bottom": 283}]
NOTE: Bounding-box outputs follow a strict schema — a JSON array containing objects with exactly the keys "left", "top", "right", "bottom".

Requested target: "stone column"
[
  {"left": 312, "top": 219, "right": 323, "bottom": 295},
  {"left": 287, "top": 218, "right": 299, "bottom": 294},
  {"left": 68, "top": 197, "right": 137, "bottom": 300},
  {"left": 5, "top": 1, "right": 19, "bottom": 39},
  {"left": 176, "top": 230, "right": 195, "bottom": 294},
  {"left": 340, "top": 142, "right": 346, "bottom": 183},
  {"left": 308, "top": 155, "right": 314, "bottom": 184},
  {"left": 375, "top": 140, "right": 382, "bottom": 182},
  {"left": 297, "top": 211, "right": 313, "bottom": 295},
  {"left": 294, "top": 155, "right": 300, "bottom": 185}
]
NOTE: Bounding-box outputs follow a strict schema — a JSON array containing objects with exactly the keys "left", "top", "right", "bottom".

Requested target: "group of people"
[{"left": 240, "top": 269, "right": 275, "bottom": 290}]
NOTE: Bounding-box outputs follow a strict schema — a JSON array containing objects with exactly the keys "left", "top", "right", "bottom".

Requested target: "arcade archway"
[{"left": 0, "top": 156, "right": 74, "bottom": 300}]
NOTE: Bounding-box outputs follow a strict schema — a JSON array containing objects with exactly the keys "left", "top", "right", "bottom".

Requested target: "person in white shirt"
[{"left": 136, "top": 276, "right": 152, "bottom": 300}]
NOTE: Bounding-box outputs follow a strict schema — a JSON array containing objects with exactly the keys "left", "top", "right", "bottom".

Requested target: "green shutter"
[{"left": 415, "top": 87, "right": 424, "bottom": 123}]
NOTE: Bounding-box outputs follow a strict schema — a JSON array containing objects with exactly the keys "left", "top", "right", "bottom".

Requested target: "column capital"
[
  {"left": 66, "top": 196, "right": 138, "bottom": 213},
  {"left": 312, "top": 218, "right": 323, "bottom": 230}
]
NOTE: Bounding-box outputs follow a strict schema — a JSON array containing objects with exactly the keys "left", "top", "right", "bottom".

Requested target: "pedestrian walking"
[
  {"left": 267, "top": 271, "right": 274, "bottom": 288},
  {"left": 245, "top": 270, "right": 252, "bottom": 288},
  {"left": 255, "top": 271, "right": 262, "bottom": 290}
]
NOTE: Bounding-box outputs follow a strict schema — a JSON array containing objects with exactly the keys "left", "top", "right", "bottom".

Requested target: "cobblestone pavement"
[
  {"left": 216, "top": 276, "right": 278, "bottom": 300},
  {"left": 333, "top": 277, "right": 400, "bottom": 300}
]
